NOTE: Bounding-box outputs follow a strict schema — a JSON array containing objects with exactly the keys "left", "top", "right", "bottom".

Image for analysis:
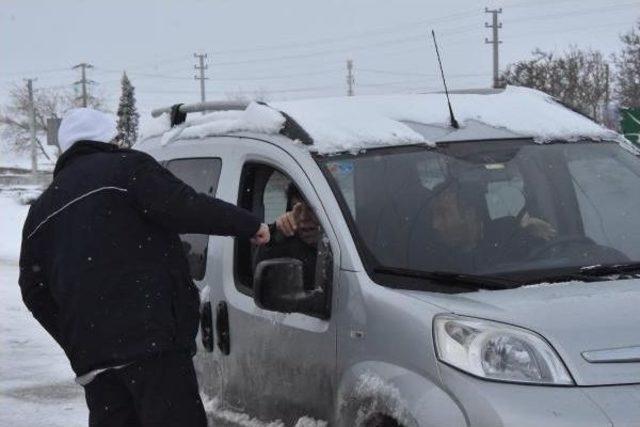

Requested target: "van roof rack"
[
  {"left": 150, "top": 100, "right": 313, "bottom": 145},
  {"left": 151, "top": 101, "right": 249, "bottom": 119}
]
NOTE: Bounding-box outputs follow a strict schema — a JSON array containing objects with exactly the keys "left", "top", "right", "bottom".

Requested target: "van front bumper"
[{"left": 436, "top": 364, "right": 640, "bottom": 427}]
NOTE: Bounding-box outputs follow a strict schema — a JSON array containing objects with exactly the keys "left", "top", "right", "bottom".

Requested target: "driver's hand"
[
  {"left": 275, "top": 203, "right": 304, "bottom": 237},
  {"left": 250, "top": 223, "right": 271, "bottom": 245},
  {"left": 520, "top": 213, "right": 557, "bottom": 241}
]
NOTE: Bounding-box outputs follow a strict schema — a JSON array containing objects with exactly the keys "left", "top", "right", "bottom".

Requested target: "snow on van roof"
[
  {"left": 139, "top": 86, "right": 621, "bottom": 154},
  {"left": 140, "top": 102, "right": 286, "bottom": 146}
]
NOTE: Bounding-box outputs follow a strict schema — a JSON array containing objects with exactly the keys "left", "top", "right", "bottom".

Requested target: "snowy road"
[{"left": 0, "top": 261, "right": 88, "bottom": 426}]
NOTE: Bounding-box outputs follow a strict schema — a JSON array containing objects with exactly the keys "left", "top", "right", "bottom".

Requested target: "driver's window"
[{"left": 235, "top": 163, "right": 333, "bottom": 306}]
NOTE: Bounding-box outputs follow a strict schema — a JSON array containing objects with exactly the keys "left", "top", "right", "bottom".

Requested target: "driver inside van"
[
  {"left": 254, "top": 184, "right": 321, "bottom": 288},
  {"left": 410, "top": 179, "right": 556, "bottom": 273}
]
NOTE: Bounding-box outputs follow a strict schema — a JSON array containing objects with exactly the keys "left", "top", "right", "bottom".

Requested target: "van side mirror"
[{"left": 253, "top": 258, "right": 328, "bottom": 319}]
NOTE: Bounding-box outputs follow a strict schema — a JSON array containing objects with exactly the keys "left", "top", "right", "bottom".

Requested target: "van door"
[
  {"left": 164, "top": 157, "right": 222, "bottom": 281},
  {"left": 220, "top": 142, "right": 338, "bottom": 424},
  {"left": 164, "top": 157, "right": 224, "bottom": 396}
]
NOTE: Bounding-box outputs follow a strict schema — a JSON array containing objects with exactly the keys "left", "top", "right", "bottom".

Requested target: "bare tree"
[
  {"left": 613, "top": 19, "right": 640, "bottom": 108},
  {"left": 0, "top": 84, "right": 106, "bottom": 159},
  {"left": 501, "top": 47, "right": 610, "bottom": 123}
]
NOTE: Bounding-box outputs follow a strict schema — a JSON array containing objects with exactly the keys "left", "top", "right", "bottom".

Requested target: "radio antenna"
[{"left": 431, "top": 30, "right": 459, "bottom": 129}]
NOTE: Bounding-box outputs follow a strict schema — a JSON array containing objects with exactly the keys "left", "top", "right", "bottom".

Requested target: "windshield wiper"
[
  {"left": 579, "top": 262, "right": 640, "bottom": 277},
  {"left": 373, "top": 266, "right": 519, "bottom": 290},
  {"left": 522, "top": 263, "right": 640, "bottom": 286}
]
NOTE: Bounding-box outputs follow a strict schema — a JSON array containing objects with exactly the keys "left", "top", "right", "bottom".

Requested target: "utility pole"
[
  {"left": 346, "top": 59, "right": 355, "bottom": 96},
  {"left": 604, "top": 63, "right": 610, "bottom": 107},
  {"left": 485, "top": 8, "right": 503, "bottom": 89},
  {"left": 604, "top": 63, "right": 611, "bottom": 127},
  {"left": 73, "top": 63, "right": 94, "bottom": 107},
  {"left": 25, "top": 78, "right": 38, "bottom": 176},
  {"left": 194, "top": 53, "right": 208, "bottom": 110}
]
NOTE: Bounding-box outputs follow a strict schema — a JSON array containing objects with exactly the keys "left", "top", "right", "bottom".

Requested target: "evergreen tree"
[
  {"left": 116, "top": 72, "right": 139, "bottom": 148},
  {"left": 614, "top": 19, "right": 640, "bottom": 108}
]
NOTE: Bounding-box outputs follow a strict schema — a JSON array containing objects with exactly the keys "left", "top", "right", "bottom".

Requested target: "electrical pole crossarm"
[{"left": 73, "top": 63, "right": 95, "bottom": 107}]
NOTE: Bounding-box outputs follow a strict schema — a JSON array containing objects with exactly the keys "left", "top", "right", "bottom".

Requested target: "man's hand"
[
  {"left": 275, "top": 203, "right": 304, "bottom": 237},
  {"left": 251, "top": 223, "right": 271, "bottom": 245}
]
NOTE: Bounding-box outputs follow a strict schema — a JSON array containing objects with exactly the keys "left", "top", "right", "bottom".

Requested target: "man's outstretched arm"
[{"left": 127, "top": 153, "right": 268, "bottom": 242}]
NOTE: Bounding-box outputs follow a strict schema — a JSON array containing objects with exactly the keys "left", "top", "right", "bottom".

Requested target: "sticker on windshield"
[
  {"left": 327, "top": 161, "right": 354, "bottom": 176},
  {"left": 485, "top": 163, "right": 505, "bottom": 170}
]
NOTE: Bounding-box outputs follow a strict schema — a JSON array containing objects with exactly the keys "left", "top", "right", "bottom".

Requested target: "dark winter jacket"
[{"left": 19, "top": 141, "right": 261, "bottom": 376}]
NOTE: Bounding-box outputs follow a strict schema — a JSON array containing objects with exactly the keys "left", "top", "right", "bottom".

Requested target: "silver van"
[{"left": 139, "top": 88, "right": 640, "bottom": 427}]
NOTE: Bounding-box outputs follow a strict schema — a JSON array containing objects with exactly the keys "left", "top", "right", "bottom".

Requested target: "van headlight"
[{"left": 434, "top": 315, "right": 574, "bottom": 385}]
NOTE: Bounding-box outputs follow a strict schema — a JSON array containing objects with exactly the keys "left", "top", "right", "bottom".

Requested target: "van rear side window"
[{"left": 165, "top": 158, "right": 222, "bottom": 280}]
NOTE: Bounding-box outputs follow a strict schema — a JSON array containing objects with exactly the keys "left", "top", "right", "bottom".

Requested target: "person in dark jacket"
[{"left": 18, "top": 108, "right": 270, "bottom": 427}]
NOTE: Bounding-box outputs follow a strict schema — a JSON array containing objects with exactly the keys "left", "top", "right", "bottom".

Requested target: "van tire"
[{"left": 365, "top": 413, "right": 402, "bottom": 427}]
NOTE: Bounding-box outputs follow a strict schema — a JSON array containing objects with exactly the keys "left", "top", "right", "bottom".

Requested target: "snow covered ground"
[
  {"left": 0, "top": 192, "right": 86, "bottom": 426},
  {"left": 0, "top": 142, "right": 57, "bottom": 172},
  {"left": 0, "top": 260, "right": 88, "bottom": 426}
]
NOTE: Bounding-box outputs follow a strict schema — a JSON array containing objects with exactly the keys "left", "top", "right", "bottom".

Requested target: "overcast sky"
[{"left": 1, "top": 0, "right": 638, "bottom": 121}]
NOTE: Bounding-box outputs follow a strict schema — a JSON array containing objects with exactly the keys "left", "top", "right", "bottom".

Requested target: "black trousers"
[{"left": 84, "top": 352, "right": 208, "bottom": 427}]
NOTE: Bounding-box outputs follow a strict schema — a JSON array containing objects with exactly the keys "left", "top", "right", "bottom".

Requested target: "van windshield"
[{"left": 319, "top": 140, "right": 640, "bottom": 286}]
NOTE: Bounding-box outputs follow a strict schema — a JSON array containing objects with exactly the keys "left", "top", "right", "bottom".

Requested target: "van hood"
[{"left": 401, "top": 278, "right": 640, "bottom": 386}]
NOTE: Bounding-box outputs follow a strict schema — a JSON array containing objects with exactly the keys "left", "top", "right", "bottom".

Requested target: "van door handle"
[
  {"left": 215, "top": 301, "right": 230, "bottom": 355},
  {"left": 200, "top": 301, "right": 214, "bottom": 352}
]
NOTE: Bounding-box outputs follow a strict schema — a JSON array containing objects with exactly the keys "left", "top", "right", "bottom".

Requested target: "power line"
[
  {"left": 135, "top": 73, "right": 482, "bottom": 97},
  {"left": 123, "top": 11, "right": 484, "bottom": 72},
  {"left": 210, "top": 9, "right": 480, "bottom": 57},
  {"left": 212, "top": 33, "right": 429, "bottom": 67},
  {"left": 506, "top": 18, "right": 637, "bottom": 40},
  {"left": 359, "top": 69, "right": 487, "bottom": 78},
  {"left": 126, "top": 54, "right": 193, "bottom": 72},
  {"left": 93, "top": 67, "right": 342, "bottom": 83},
  {"left": 3, "top": 2, "right": 636, "bottom": 83},
  {"left": 507, "top": 1, "right": 640, "bottom": 25},
  {"left": 508, "top": 0, "right": 633, "bottom": 8},
  {"left": 0, "top": 67, "right": 70, "bottom": 77},
  {"left": 139, "top": 84, "right": 336, "bottom": 96},
  {"left": 87, "top": 4, "right": 638, "bottom": 77}
]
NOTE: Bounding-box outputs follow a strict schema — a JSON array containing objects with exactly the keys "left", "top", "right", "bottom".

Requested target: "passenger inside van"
[{"left": 408, "top": 179, "right": 557, "bottom": 273}]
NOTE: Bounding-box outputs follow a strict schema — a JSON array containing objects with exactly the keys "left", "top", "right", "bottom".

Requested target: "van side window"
[
  {"left": 165, "top": 158, "right": 222, "bottom": 280},
  {"left": 235, "top": 163, "right": 333, "bottom": 308}
]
